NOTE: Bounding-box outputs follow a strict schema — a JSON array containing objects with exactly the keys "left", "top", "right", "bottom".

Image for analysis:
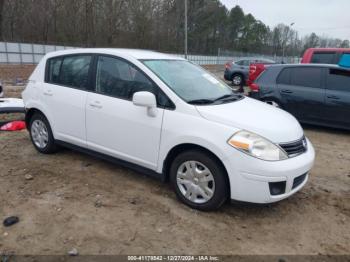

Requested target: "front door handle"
[
  {"left": 327, "top": 95, "right": 340, "bottom": 100},
  {"left": 43, "top": 90, "right": 53, "bottom": 96},
  {"left": 281, "top": 89, "right": 293, "bottom": 94}
]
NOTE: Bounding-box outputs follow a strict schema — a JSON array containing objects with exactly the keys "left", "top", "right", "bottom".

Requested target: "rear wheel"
[
  {"left": 170, "top": 150, "right": 229, "bottom": 211},
  {"left": 29, "top": 113, "right": 58, "bottom": 154}
]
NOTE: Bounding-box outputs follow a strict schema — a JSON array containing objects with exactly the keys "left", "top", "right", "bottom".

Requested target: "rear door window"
[
  {"left": 311, "top": 52, "right": 336, "bottom": 64},
  {"left": 47, "top": 55, "right": 92, "bottom": 90},
  {"left": 290, "top": 67, "right": 322, "bottom": 88},
  {"left": 327, "top": 68, "right": 350, "bottom": 92},
  {"left": 59, "top": 55, "right": 92, "bottom": 89}
]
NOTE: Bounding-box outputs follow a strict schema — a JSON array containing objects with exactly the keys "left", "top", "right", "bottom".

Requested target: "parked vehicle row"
[
  {"left": 23, "top": 49, "right": 315, "bottom": 211},
  {"left": 224, "top": 57, "right": 275, "bottom": 87}
]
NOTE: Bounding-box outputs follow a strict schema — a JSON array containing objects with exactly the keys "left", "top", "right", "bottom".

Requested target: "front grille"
[
  {"left": 279, "top": 137, "right": 307, "bottom": 157},
  {"left": 292, "top": 173, "right": 307, "bottom": 189}
]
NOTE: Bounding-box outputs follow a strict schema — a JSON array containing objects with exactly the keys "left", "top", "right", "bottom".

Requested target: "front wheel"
[
  {"left": 170, "top": 150, "right": 229, "bottom": 211},
  {"left": 232, "top": 74, "right": 244, "bottom": 86}
]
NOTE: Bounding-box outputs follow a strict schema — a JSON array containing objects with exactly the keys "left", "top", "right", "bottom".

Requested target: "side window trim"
[{"left": 91, "top": 54, "right": 175, "bottom": 110}]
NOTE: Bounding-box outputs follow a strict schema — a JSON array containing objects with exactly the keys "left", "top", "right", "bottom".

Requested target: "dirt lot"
[{"left": 0, "top": 74, "right": 350, "bottom": 256}]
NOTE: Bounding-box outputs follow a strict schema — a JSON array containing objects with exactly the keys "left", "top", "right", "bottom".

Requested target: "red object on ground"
[{"left": 0, "top": 121, "right": 26, "bottom": 131}]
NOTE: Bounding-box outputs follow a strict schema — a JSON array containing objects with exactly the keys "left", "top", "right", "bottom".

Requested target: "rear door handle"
[
  {"left": 327, "top": 95, "right": 340, "bottom": 100},
  {"left": 281, "top": 89, "right": 293, "bottom": 94},
  {"left": 89, "top": 101, "right": 103, "bottom": 109}
]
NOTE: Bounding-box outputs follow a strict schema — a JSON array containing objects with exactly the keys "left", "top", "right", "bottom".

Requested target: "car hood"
[{"left": 196, "top": 97, "right": 304, "bottom": 143}]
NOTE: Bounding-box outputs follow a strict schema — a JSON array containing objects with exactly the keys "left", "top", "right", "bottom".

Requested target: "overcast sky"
[{"left": 220, "top": 0, "right": 350, "bottom": 40}]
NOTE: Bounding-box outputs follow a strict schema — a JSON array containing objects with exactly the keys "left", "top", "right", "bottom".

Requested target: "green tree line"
[{"left": 0, "top": 0, "right": 348, "bottom": 56}]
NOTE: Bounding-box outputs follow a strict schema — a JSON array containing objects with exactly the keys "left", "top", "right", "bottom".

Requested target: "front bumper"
[{"left": 224, "top": 138, "right": 315, "bottom": 204}]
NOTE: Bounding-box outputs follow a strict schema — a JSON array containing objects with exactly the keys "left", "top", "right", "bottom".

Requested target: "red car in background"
[
  {"left": 248, "top": 62, "right": 276, "bottom": 92},
  {"left": 301, "top": 48, "right": 350, "bottom": 64}
]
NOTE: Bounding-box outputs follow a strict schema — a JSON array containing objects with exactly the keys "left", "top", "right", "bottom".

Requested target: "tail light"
[
  {"left": 225, "top": 62, "right": 232, "bottom": 70},
  {"left": 250, "top": 83, "right": 260, "bottom": 92},
  {"left": 249, "top": 65, "right": 257, "bottom": 75}
]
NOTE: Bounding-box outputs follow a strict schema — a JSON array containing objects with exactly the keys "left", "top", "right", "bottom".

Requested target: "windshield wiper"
[
  {"left": 214, "top": 94, "right": 242, "bottom": 102},
  {"left": 187, "top": 99, "right": 215, "bottom": 105}
]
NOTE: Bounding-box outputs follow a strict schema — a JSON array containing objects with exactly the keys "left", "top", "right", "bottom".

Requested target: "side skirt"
[{"left": 55, "top": 140, "right": 166, "bottom": 182}]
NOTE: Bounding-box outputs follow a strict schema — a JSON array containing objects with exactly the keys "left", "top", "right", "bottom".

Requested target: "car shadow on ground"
[{"left": 302, "top": 123, "right": 350, "bottom": 135}]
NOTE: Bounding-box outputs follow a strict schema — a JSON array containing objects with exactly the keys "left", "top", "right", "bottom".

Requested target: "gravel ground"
[{"left": 0, "top": 71, "right": 349, "bottom": 256}]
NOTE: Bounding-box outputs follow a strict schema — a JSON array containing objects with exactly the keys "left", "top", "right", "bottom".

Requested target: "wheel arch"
[
  {"left": 25, "top": 108, "right": 54, "bottom": 132},
  {"left": 162, "top": 143, "right": 231, "bottom": 196}
]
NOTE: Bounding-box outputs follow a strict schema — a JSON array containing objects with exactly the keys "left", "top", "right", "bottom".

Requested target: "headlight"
[{"left": 228, "top": 130, "right": 288, "bottom": 161}]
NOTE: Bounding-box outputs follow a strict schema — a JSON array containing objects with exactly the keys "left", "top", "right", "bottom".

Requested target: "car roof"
[
  {"left": 269, "top": 63, "right": 350, "bottom": 71},
  {"left": 44, "top": 48, "right": 185, "bottom": 61},
  {"left": 305, "top": 47, "right": 350, "bottom": 52},
  {"left": 236, "top": 57, "right": 274, "bottom": 61}
]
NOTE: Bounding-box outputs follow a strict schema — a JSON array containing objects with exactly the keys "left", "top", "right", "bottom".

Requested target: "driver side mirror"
[{"left": 132, "top": 91, "right": 158, "bottom": 117}]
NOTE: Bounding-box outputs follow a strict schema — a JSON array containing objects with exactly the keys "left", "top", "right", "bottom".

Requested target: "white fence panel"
[{"left": 0, "top": 41, "right": 300, "bottom": 65}]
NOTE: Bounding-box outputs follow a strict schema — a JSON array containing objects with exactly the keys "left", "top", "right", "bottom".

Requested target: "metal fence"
[
  {"left": 0, "top": 42, "right": 76, "bottom": 64},
  {"left": 0, "top": 41, "right": 300, "bottom": 65}
]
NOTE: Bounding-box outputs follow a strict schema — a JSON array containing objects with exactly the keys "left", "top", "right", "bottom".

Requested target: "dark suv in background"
[
  {"left": 249, "top": 64, "right": 350, "bottom": 130},
  {"left": 224, "top": 58, "right": 275, "bottom": 86}
]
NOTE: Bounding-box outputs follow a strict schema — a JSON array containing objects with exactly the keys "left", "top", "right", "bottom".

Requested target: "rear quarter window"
[{"left": 276, "top": 68, "right": 291, "bottom": 85}]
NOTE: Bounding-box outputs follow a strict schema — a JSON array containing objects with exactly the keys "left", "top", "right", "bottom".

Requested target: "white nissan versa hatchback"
[{"left": 22, "top": 49, "right": 315, "bottom": 211}]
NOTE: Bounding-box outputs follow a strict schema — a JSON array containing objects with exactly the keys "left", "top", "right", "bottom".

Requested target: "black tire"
[
  {"left": 170, "top": 150, "right": 229, "bottom": 211},
  {"left": 29, "top": 112, "right": 58, "bottom": 154},
  {"left": 231, "top": 73, "right": 244, "bottom": 87}
]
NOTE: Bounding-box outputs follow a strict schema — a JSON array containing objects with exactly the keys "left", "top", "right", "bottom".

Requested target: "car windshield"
[{"left": 142, "top": 60, "right": 242, "bottom": 105}]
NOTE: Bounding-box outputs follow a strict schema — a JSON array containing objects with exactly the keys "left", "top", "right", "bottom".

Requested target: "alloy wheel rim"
[
  {"left": 233, "top": 76, "right": 242, "bottom": 85},
  {"left": 31, "top": 120, "right": 49, "bottom": 149},
  {"left": 176, "top": 161, "right": 215, "bottom": 204}
]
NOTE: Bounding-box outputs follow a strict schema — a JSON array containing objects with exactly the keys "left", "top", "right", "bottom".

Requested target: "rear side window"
[
  {"left": 311, "top": 52, "right": 336, "bottom": 64},
  {"left": 277, "top": 68, "right": 291, "bottom": 85},
  {"left": 290, "top": 67, "right": 322, "bottom": 88},
  {"left": 236, "top": 60, "right": 249, "bottom": 66},
  {"left": 327, "top": 69, "right": 350, "bottom": 92},
  {"left": 46, "top": 55, "right": 92, "bottom": 90}
]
